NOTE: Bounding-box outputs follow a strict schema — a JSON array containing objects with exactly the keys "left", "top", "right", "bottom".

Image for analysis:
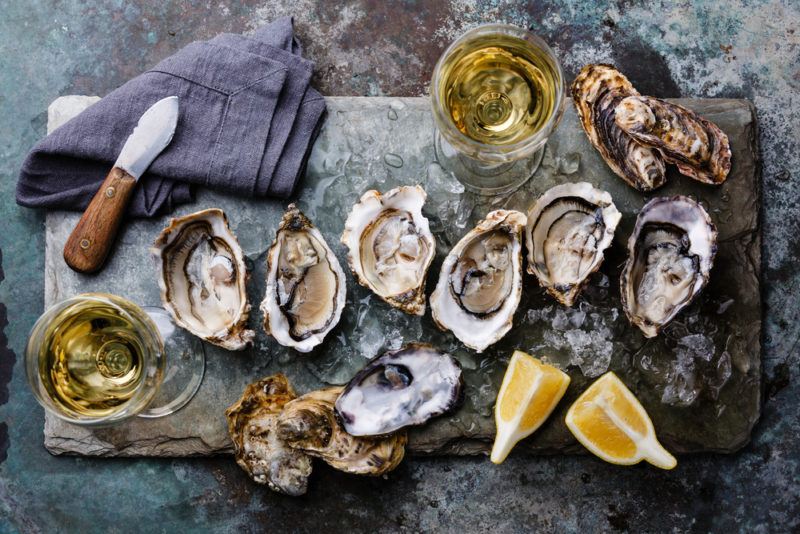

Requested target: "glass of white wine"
[
  {"left": 431, "top": 24, "right": 565, "bottom": 195},
  {"left": 25, "top": 293, "right": 205, "bottom": 426}
]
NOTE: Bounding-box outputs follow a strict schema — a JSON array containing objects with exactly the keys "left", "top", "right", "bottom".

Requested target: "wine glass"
[
  {"left": 25, "top": 292, "right": 204, "bottom": 426},
  {"left": 430, "top": 24, "right": 566, "bottom": 195}
]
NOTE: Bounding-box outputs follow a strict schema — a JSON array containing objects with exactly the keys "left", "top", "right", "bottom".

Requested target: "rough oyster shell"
[
  {"left": 152, "top": 208, "right": 254, "bottom": 350},
  {"left": 526, "top": 182, "right": 621, "bottom": 306},
  {"left": 261, "top": 204, "right": 346, "bottom": 353},
  {"left": 225, "top": 374, "right": 312, "bottom": 496},
  {"left": 614, "top": 95, "right": 732, "bottom": 185},
  {"left": 341, "top": 185, "right": 436, "bottom": 316},
  {"left": 335, "top": 343, "right": 464, "bottom": 436},
  {"left": 430, "top": 210, "right": 527, "bottom": 353},
  {"left": 621, "top": 196, "right": 717, "bottom": 337},
  {"left": 277, "top": 387, "right": 406, "bottom": 476},
  {"left": 571, "top": 64, "right": 667, "bottom": 191}
]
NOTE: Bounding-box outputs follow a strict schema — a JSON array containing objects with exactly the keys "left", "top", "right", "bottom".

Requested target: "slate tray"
[{"left": 42, "top": 95, "right": 761, "bottom": 457}]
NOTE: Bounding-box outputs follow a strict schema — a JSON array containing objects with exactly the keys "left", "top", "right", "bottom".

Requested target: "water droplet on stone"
[{"left": 384, "top": 153, "right": 403, "bottom": 168}]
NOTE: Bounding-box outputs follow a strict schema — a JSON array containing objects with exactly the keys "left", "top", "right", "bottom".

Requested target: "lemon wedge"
[
  {"left": 565, "top": 371, "right": 676, "bottom": 469},
  {"left": 490, "top": 350, "right": 570, "bottom": 464}
]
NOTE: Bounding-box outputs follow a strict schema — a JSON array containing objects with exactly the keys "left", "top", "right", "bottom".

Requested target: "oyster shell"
[
  {"left": 614, "top": 95, "right": 732, "bottom": 185},
  {"left": 277, "top": 387, "right": 406, "bottom": 476},
  {"left": 225, "top": 374, "right": 312, "bottom": 496},
  {"left": 341, "top": 185, "right": 436, "bottom": 316},
  {"left": 621, "top": 196, "right": 717, "bottom": 337},
  {"left": 430, "top": 210, "right": 527, "bottom": 352},
  {"left": 152, "top": 208, "right": 254, "bottom": 350},
  {"left": 261, "top": 204, "right": 346, "bottom": 353},
  {"left": 571, "top": 64, "right": 666, "bottom": 191},
  {"left": 335, "top": 343, "right": 464, "bottom": 436},
  {"left": 526, "top": 182, "right": 621, "bottom": 306}
]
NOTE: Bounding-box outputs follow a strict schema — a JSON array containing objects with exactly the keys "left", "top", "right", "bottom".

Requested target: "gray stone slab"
[{"left": 43, "top": 95, "right": 760, "bottom": 457}]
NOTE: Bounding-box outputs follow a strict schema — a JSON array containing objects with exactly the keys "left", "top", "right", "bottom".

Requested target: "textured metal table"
[{"left": 1, "top": 2, "right": 798, "bottom": 532}]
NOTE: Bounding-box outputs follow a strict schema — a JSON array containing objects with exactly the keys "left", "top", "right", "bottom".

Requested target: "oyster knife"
[{"left": 63, "top": 96, "right": 179, "bottom": 273}]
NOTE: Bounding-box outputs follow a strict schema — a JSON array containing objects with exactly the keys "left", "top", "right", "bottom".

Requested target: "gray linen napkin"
[{"left": 16, "top": 17, "right": 326, "bottom": 217}]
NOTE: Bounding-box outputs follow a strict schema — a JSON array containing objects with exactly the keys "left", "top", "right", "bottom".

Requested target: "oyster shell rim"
[
  {"left": 151, "top": 208, "right": 254, "bottom": 351},
  {"left": 620, "top": 195, "right": 718, "bottom": 338},
  {"left": 430, "top": 209, "right": 527, "bottom": 353},
  {"left": 340, "top": 185, "right": 436, "bottom": 316},
  {"left": 260, "top": 204, "right": 347, "bottom": 353},
  {"left": 333, "top": 342, "right": 465, "bottom": 437},
  {"left": 525, "top": 181, "right": 622, "bottom": 307}
]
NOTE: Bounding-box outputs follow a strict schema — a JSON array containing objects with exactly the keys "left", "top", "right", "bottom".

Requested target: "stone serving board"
[{"left": 43, "top": 95, "right": 761, "bottom": 457}]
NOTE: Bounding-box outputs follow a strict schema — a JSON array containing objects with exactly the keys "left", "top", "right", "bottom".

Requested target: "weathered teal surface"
[{"left": 1, "top": 1, "right": 798, "bottom": 532}]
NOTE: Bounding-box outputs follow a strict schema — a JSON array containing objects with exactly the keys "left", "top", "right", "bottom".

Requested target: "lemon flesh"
[
  {"left": 565, "top": 371, "right": 676, "bottom": 469},
  {"left": 491, "top": 350, "right": 570, "bottom": 464}
]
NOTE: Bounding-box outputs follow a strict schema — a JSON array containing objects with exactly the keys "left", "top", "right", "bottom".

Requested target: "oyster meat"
[
  {"left": 571, "top": 64, "right": 666, "bottom": 191},
  {"left": 526, "top": 182, "right": 621, "bottom": 306},
  {"left": 261, "top": 204, "right": 346, "bottom": 353},
  {"left": 430, "top": 210, "right": 527, "bottom": 352},
  {"left": 621, "top": 196, "right": 717, "bottom": 337},
  {"left": 335, "top": 343, "right": 464, "bottom": 436},
  {"left": 225, "top": 374, "right": 313, "bottom": 496},
  {"left": 341, "top": 185, "right": 436, "bottom": 316},
  {"left": 614, "top": 95, "right": 732, "bottom": 185},
  {"left": 152, "top": 208, "right": 254, "bottom": 350},
  {"left": 277, "top": 387, "right": 406, "bottom": 476}
]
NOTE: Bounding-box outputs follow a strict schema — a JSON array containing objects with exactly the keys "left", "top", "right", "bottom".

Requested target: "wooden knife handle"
[{"left": 63, "top": 167, "right": 137, "bottom": 273}]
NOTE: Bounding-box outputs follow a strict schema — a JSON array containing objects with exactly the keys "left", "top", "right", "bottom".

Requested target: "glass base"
[
  {"left": 138, "top": 307, "right": 205, "bottom": 419},
  {"left": 433, "top": 131, "right": 545, "bottom": 196}
]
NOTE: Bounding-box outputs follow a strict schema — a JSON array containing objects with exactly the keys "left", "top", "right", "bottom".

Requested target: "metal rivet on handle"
[
  {"left": 105, "top": 187, "right": 116, "bottom": 198},
  {"left": 80, "top": 239, "right": 91, "bottom": 249}
]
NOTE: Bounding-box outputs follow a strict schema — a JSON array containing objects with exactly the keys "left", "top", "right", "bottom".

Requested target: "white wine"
[
  {"left": 437, "top": 33, "right": 560, "bottom": 146},
  {"left": 37, "top": 300, "right": 147, "bottom": 418}
]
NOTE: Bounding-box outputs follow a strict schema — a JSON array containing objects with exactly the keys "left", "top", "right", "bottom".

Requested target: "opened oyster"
[
  {"left": 430, "top": 210, "right": 527, "bottom": 352},
  {"left": 621, "top": 196, "right": 717, "bottom": 337},
  {"left": 277, "top": 387, "right": 406, "bottom": 476},
  {"left": 571, "top": 64, "right": 666, "bottom": 191},
  {"left": 152, "top": 208, "right": 254, "bottom": 350},
  {"left": 341, "top": 185, "right": 436, "bottom": 316},
  {"left": 261, "top": 204, "right": 346, "bottom": 353},
  {"left": 335, "top": 343, "right": 464, "bottom": 436},
  {"left": 614, "top": 95, "right": 732, "bottom": 185},
  {"left": 225, "top": 374, "right": 312, "bottom": 496},
  {"left": 526, "top": 182, "right": 621, "bottom": 306}
]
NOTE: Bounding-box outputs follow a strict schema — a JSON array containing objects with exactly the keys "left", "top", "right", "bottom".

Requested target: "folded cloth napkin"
[{"left": 16, "top": 17, "right": 326, "bottom": 217}]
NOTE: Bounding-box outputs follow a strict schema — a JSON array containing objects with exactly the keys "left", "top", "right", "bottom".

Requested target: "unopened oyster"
[
  {"left": 341, "top": 185, "right": 436, "bottom": 316},
  {"left": 152, "top": 208, "right": 254, "bottom": 350},
  {"left": 335, "top": 343, "right": 464, "bottom": 436},
  {"left": 571, "top": 64, "right": 666, "bottom": 191},
  {"left": 614, "top": 95, "right": 732, "bottom": 185},
  {"left": 261, "top": 204, "right": 346, "bottom": 353},
  {"left": 526, "top": 182, "right": 621, "bottom": 306},
  {"left": 225, "top": 374, "right": 312, "bottom": 496},
  {"left": 621, "top": 196, "right": 717, "bottom": 337},
  {"left": 277, "top": 387, "right": 406, "bottom": 476},
  {"left": 430, "top": 210, "right": 527, "bottom": 352}
]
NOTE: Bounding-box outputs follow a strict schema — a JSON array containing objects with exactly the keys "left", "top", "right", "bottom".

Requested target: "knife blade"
[{"left": 63, "top": 96, "right": 179, "bottom": 273}]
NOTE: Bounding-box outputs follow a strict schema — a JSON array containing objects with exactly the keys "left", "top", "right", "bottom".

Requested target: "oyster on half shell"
[
  {"left": 261, "top": 204, "right": 346, "bottom": 353},
  {"left": 277, "top": 387, "right": 406, "bottom": 476},
  {"left": 152, "top": 208, "right": 254, "bottom": 350},
  {"left": 225, "top": 374, "right": 312, "bottom": 496},
  {"left": 430, "top": 210, "right": 527, "bottom": 353},
  {"left": 621, "top": 196, "right": 717, "bottom": 338},
  {"left": 614, "top": 95, "right": 732, "bottom": 185},
  {"left": 571, "top": 64, "right": 667, "bottom": 191},
  {"left": 341, "top": 185, "right": 436, "bottom": 316},
  {"left": 526, "top": 182, "right": 622, "bottom": 306}
]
